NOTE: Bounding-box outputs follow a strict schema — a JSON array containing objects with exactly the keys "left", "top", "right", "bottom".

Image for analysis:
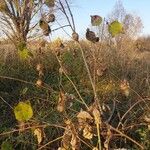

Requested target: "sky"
[{"left": 52, "top": 0, "right": 150, "bottom": 39}]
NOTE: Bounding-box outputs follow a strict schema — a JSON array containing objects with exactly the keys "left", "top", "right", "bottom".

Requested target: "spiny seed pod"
[
  {"left": 47, "top": 14, "right": 55, "bottom": 23},
  {"left": 36, "top": 79, "right": 43, "bottom": 87},
  {"left": 86, "top": 28, "right": 99, "bottom": 43},
  {"left": 43, "top": 26, "right": 51, "bottom": 36},
  {"left": 39, "top": 19, "right": 51, "bottom": 36},
  {"left": 39, "top": 19, "right": 48, "bottom": 30},
  {"left": 91, "top": 15, "right": 102, "bottom": 26},
  {"left": 72, "top": 32, "right": 79, "bottom": 41}
]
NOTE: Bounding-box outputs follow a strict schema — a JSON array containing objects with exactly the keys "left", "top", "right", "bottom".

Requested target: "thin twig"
[
  {"left": 117, "top": 98, "right": 150, "bottom": 129},
  {"left": 58, "top": 0, "right": 74, "bottom": 32},
  {"left": 64, "top": 0, "right": 76, "bottom": 31},
  {"left": 0, "top": 96, "right": 13, "bottom": 109},
  {"left": 55, "top": 55, "right": 89, "bottom": 110},
  {"left": 0, "top": 75, "right": 53, "bottom": 92},
  {"left": 37, "top": 136, "right": 63, "bottom": 150},
  {"left": 107, "top": 124, "right": 144, "bottom": 149}
]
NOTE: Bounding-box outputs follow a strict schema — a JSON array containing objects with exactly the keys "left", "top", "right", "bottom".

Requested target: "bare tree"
[
  {"left": 108, "top": 0, "right": 143, "bottom": 39},
  {"left": 0, "top": 0, "right": 37, "bottom": 47},
  {"left": 0, "top": 0, "right": 76, "bottom": 49}
]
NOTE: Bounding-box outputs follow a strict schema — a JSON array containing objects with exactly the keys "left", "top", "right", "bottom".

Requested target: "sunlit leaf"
[
  {"left": 108, "top": 21, "right": 124, "bottom": 37},
  {"left": 91, "top": 15, "right": 102, "bottom": 26},
  {"left": 14, "top": 101, "right": 33, "bottom": 122},
  {"left": 1, "top": 141, "right": 13, "bottom": 150}
]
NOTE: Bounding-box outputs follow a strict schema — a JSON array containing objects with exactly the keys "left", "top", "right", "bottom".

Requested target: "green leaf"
[
  {"left": 108, "top": 21, "right": 123, "bottom": 37},
  {"left": 1, "top": 141, "right": 13, "bottom": 150},
  {"left": 18, "top": 48, "right": 33, "bottom": 60},
  {"left": 14, "top": 101, "right": 33, "bottom": 122},
  {"left": 17, "top": 42, "right": 27, "bottom": 51},
  {"left": 91, "top": 15, "right": 102, "bottom": 26},
  {"left": 21, "top": 87, "right": 28, "bottom": 95}
]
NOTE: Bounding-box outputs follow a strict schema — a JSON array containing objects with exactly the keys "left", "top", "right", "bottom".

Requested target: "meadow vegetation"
[{"left": 0, "top": 0, "right": 150, "bottom": 150}]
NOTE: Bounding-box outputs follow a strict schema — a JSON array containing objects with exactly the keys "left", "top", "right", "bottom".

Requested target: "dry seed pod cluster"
[
  {"left": 47, "top": 14, "right": 55, "bottom": 23},
  {"left": 83, "top": 124, "right": 93, "bottom": 139},
  {"left": 58, "top": 120, "right": 80, "bottom": 150},
  {"left": 86, "top": 28, "right": 99, "bottom": 43},
  {"left": 77, "top": 110, "right": 94, "bottom": 139},
  {"left": 72, "top": 32, "right": 79, "bottom": 41},
  {"left": 39, "top": 19, "right": 51, "bottom": 36},
  {"left": 58, "top": 105, "right": 103, "bottom": 149}
]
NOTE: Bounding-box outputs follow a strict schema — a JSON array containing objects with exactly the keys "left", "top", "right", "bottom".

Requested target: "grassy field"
[{"left": 0, "top": 39, "right": 150, "bottom": 149}]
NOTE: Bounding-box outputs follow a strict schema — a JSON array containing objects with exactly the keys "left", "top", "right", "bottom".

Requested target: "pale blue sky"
[
  {"left": 72, "top": 0, "right": 150, "bottom": 35},
  {"left": 51, "top": 0, "right": 150, "bottom": 39}
]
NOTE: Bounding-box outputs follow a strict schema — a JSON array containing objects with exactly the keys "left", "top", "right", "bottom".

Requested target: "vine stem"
[
  {"left": 77, "top": 42, "right": 102, "bottom": 113},
  {"left": 37, "top": 136, "right": 63, "bottom": 150},
  {"left": 0, "top": 96, "right": 13, "bottom": 109},
  {"left": 108, "top": 124, "right": 144, "bottom": 149},
  {"left": 55, "top": 55, "right": 89, "bottom": 110},
  {"left": 76, "top": 42, "right": 102, "bottom": 149},
  {"left": 0, "top": 75, "right": 53, "bottom": 92}
]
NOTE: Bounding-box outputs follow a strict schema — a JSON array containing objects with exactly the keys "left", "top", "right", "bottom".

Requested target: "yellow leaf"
[
  {"left": 14, "top": 101, "right": 33, "bottom": 122},
  {"left": 18, "top": 48, "right": 33, "bottom": 60},
  {"left": 108, "top": 21, "right": 124, "bottom": 37}
]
